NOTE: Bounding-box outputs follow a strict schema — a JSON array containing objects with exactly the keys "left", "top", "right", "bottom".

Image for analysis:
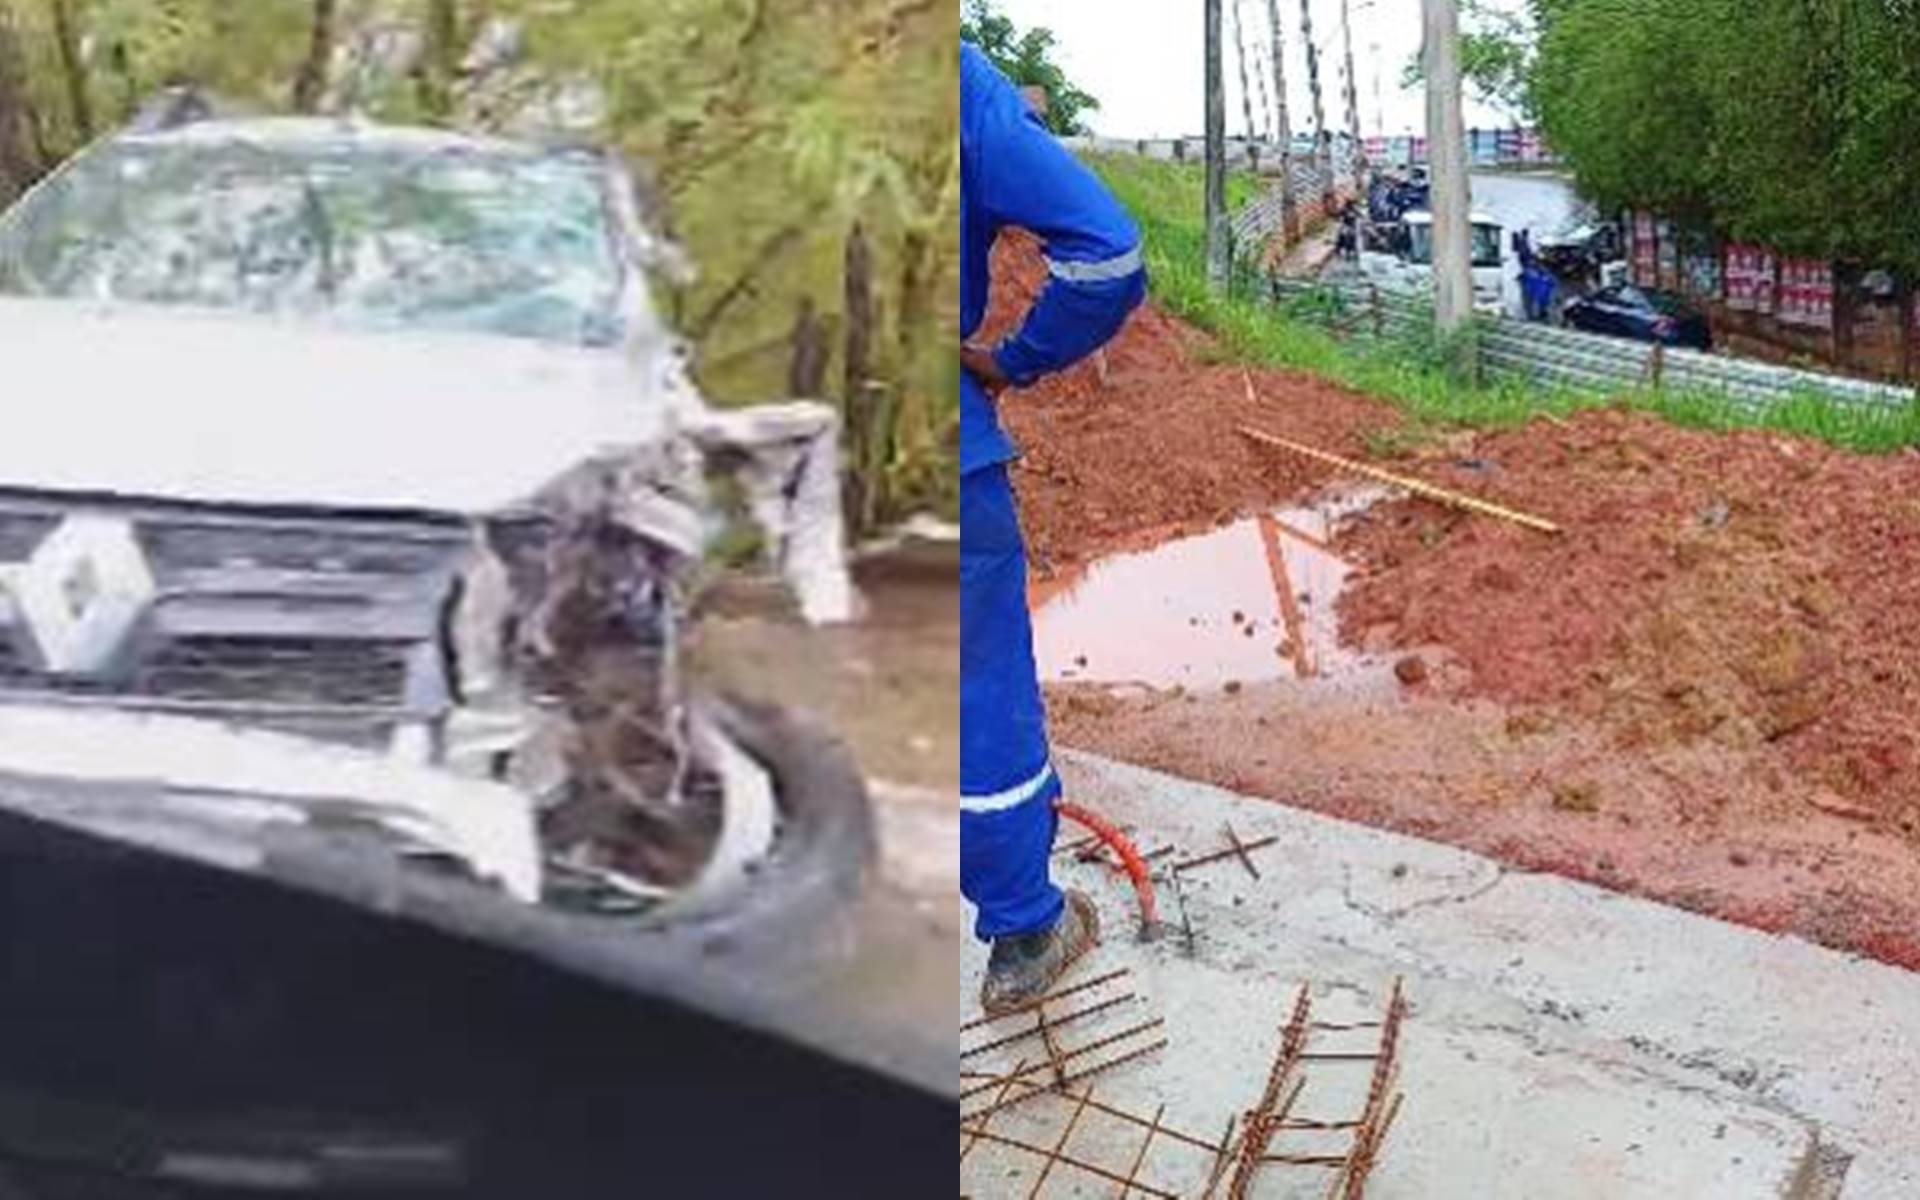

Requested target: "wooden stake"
[{"left": 1235, "top": 380, "right": 1562, "bottom": 535}]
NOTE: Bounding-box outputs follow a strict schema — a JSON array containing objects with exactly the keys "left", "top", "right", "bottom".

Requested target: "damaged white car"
[{"left": 0, "top": 102, "right": 872, "bottom": 943}]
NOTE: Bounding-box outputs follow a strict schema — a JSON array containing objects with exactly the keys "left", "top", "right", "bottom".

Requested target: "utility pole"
[
  {"left": 1424, "top": 0, "right": 1473, "bottom": 336},
  {"left": 1264, "top": 0, "right": 1298, "bottom": 242},
  {"left": 1339, "top": 0, "right": 1364, "bottom": 186},
  {"left": 1245, "top": 2, "right": 1274, "bottom": 143},
  {"left": 1231, "top": 0, "right": 1258, "bottom": 152},
  {"left": 1206, "top": 0, "right": 1229, "bottom": 292},
  {"left": 1298, "top": 0, "right": 1332, "bottom": 209},
  {"left": 1371, "top": 40, "right": 1385, "bottom": 136}
]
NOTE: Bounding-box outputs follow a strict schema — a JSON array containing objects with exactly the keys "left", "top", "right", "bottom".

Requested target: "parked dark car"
[{"left": 1562, "top": 283, "right": 1711, "bottom": 349}]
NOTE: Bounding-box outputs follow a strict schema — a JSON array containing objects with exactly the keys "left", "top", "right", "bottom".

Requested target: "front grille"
[
  {"left": 142, "top": 521, "right": 462, "bottom": 581},
  {"left": 0, "top": 493, "right": 472, "bottom": 735},
  {"left": 135, "top": 637, "right": 415, "bottom": 707},
  {"left": 0, "top": 512, "right": 59, "bottom": 562}
]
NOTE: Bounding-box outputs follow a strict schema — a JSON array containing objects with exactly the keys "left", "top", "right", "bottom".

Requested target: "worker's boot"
[{"left": 980, "top": 888, "right": 1100, "bottom": 1016}]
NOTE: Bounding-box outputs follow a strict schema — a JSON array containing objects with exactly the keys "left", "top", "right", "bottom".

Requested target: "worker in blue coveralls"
[{"left": 960, "top": 42, "right": 1147, "bottom": 1015}]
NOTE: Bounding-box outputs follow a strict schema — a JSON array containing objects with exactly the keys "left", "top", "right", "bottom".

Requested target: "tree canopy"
[
  {"left": 960, "top": 0, "right": 1099, "bottom": 135},
  {"left": 1531, "top": 0, "right": 1920, "bottom": 272}
]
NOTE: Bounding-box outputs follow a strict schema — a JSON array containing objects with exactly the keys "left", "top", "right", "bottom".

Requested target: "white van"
[{"left": 1361, "top": 209, "right": 1506, "bottom": 315}]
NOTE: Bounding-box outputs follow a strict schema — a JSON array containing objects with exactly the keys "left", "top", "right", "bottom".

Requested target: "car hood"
[{"left": 0, "top": 297, "right": 679, "bottom": 515}]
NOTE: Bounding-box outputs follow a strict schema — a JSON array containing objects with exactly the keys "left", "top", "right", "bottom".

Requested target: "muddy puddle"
[{"left": 1034, "top": 488, "right": 1392, "bottom": 692}]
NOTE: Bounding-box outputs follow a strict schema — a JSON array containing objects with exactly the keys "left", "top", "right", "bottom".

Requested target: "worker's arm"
[{"left": 968, "top": 50, "right": 1145, "bottom": 388}]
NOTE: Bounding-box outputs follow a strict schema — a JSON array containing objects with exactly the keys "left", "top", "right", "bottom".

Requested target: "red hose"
[{"left": 1055, "top": 800, "right": 1159, "bottom": 930}]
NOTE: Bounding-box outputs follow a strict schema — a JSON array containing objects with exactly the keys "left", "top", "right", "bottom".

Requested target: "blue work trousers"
[{"left": 960, "top": 460, "right": 1065, "bottom": 941}]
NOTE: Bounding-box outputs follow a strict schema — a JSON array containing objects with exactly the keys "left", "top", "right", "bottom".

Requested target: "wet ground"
[{"left": 1035, "top": 488, "right": 1388, "bottom": 694}]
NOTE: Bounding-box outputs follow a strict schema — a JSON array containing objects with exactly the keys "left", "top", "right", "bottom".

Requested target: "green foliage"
[
  {"left": 1532, "top": 0, "right": 1920, "bottom": 272},
  {"left": 1402, "top": 0, "right": 1539, "bottom": 121},
  {"left": 1091, "top": 152, "right": 1920, "bottom": 456},
  {"left": 1, "top": 0, "right": 313, "bottom": 159},
  {"left": 960, "top": 0, "right": 1099, "bottom": 136},
  {"left": 501, "top": 0, "right": 959, "bottom": 525}
]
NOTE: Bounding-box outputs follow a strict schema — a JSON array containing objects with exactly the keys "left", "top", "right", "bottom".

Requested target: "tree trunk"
[
  {"left": 291, "top": 0, "right": 338, "bottom": 114},
  {"left": 787, "top": 296, "right": 829, "bottom": 398},
  {"left": 842, "top": 222, "right": 878, "bottom": 532},
  {"left": 0, "top": 5, "right": 36, "bottom": 206},
  {"left": 896, "top": 227, "right": 933, "bottom": 358},
  {"left": 1902, "top": 283, "right": 1915, "bottom": 384},
  {"left": 418, "top": 0, "right": 460, "bottom": 122},
  {"left": 50, "top": 0, "right": 93, "bottom": 142}
]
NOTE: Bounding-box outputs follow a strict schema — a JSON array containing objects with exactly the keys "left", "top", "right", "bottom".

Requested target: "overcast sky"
[{"left": 989, "top": 0, "right": 1518, "bottom": 140}]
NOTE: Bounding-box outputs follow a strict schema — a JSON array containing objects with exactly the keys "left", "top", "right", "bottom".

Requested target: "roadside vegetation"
[
  {"left": 0, "top": 0, "right": 956, "bottom": 531},
  {"left": 1089, "top": 153, "right": 1920, "bottom": 456},
  {"left": 1403, "top": 0, "right": 1920, "bottom": 279}
]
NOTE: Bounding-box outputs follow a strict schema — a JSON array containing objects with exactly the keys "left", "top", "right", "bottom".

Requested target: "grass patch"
[
  {"left": 1086, "top": 153, "right": 1920, "bottom": 456},
  {"left": 1361, "top": 424, "right": 1439, "bottom": 461}
]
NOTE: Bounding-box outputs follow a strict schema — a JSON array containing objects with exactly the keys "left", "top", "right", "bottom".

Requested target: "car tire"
[
  {"left": 261, "top": 689, "right": 877, "bottom": 966},
  {"left": 635, "top": 691, "right": 876, "bottom": 942}
]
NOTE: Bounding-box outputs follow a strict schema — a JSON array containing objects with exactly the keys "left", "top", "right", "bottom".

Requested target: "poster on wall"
[
  {"left": 1776, "top": 258, "right": 1832, "bottom": 329},
  {"left": 1776, "top": 258, "right": 1803, "bottom": 324},
  {"left": 1655, "top": 220, "right": 1680, "bottom": 291},
  {"left": 1751, "top": 247, "right": 1776, "bottom": 315},
  {"left": 1725, "top": 245, "right": 1752, "bottom": 310},
  {"left": 1810, "top": 261, "right": 1832, "bottom": 328},
  {"left": 1682, "top": 251, "right": 1722, "bottom": 301},
  {"left": 1631, "top": 212, "right": 1658, "bottom": 286}
]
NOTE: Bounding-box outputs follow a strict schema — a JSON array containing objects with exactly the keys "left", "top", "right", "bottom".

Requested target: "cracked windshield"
[{"left": 0, "top": 140, "right": 623, "bottom": 343}]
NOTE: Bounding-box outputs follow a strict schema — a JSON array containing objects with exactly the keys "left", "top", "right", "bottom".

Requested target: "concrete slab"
[{"left": 961, "top": 752, "right": 1920, "bottom": 1198}]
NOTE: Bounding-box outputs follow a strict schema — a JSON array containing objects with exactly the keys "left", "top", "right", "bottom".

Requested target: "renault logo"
[{"left": 0, "top": 515, "right": 157, "bottom": 675}]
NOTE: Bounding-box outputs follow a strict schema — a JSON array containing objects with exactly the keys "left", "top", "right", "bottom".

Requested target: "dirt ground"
[
  {"left": 990, "top": 234, "right": 1920, "bottom": 970},
  {"left": 691, "top": 549, "right": 958, "bottom": 896}
]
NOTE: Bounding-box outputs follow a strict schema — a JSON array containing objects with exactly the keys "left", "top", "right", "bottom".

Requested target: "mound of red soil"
[{"left": 1335, "top": 409, "right": 1920, "bottom": 820}]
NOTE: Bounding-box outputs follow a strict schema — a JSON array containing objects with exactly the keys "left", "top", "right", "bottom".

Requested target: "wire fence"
[{"left": 1272, "top": 279, "right": 1918, "bottom": 415}]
